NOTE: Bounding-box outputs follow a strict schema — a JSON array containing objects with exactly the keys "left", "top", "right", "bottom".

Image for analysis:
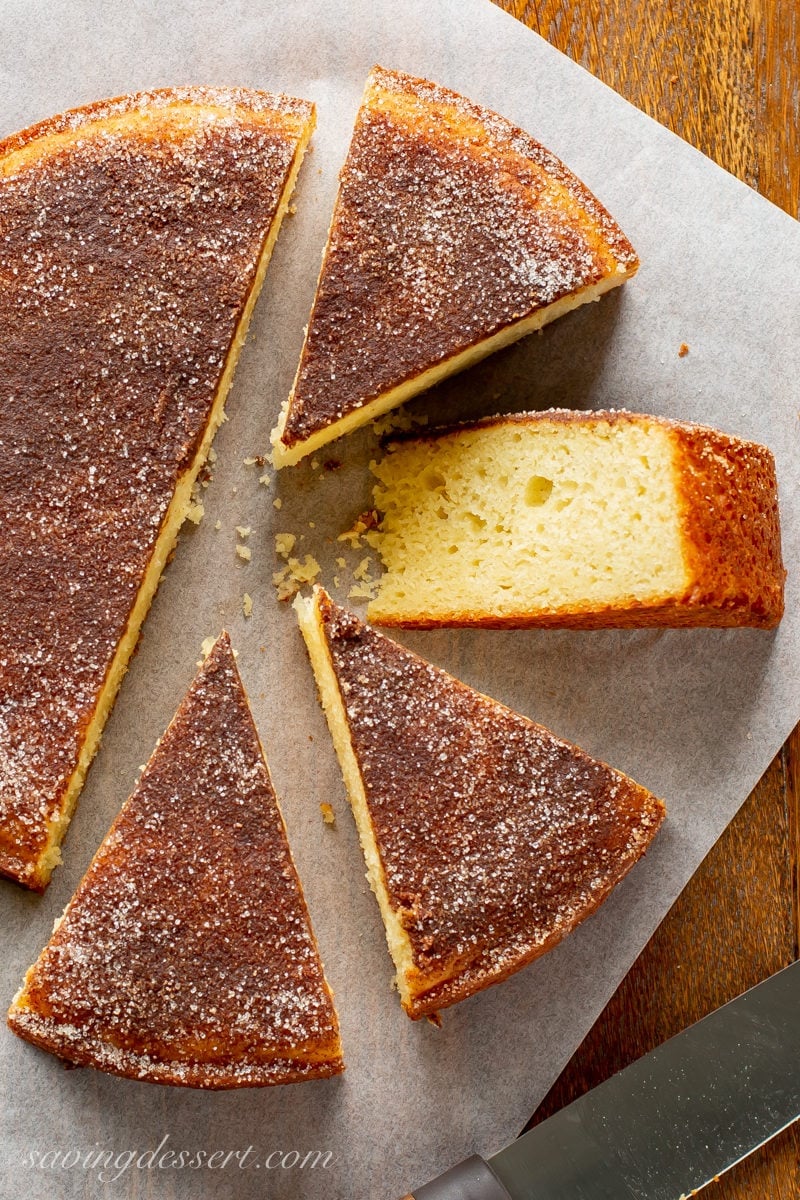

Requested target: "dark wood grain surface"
[{"left": 491, "top": 2, "right": 800, "bottom": 1195}]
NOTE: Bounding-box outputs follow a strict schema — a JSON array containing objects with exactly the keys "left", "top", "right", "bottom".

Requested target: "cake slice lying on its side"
[
  {"left": 270, "top": 65, "right": 638, "bottom": 467},
  {"left": 296, "top": 586, "right": 665, "bottom": 1020},
  {"left": 368, "top": 410, "right": 785, "bottom": 629},
  {"left": 8, "top": 633, "right": 344, "bottom": 1088},
  {"left": 0, "top": 87, "right": 315, "bottom": 890}
]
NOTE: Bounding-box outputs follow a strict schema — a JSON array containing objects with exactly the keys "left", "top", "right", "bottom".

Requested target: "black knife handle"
[{"left": 409, "top": 1154, "right": 513, "bottom": 1200}]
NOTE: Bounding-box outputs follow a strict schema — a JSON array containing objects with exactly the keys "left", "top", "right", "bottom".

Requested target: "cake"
[
  {"left": 0, "top": 86, "right": 315, "bottom": 890},
  {"left": 270, "top": 65, "right": 638, "bottom": 467},
  {"left": 367, "top": 410, "right": 785, "bottom": 629},
  {"left": 295, "top": 586, "right": 665, "bottom": 1019},
  {"left": 7, "top": 633, "right": 344, "bottom": 1088}
]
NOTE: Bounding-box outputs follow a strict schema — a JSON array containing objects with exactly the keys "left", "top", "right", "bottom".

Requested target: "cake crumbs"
[
  {"left": 273, "top": 497, "right": 283, "bottom": 509},
  {"left": 215, "top": 519, "right": 221, "bottom": 530},
  {"left": 275, "top": 533, "right": 296, "bottom": 557},
  {"left": 236, "top": 525, "right": 251, "bottom": 539},
  {"left": 372, "top": 407, "right": 430, "bottom": 437},
  {"left": 272, "top": 555, "right": 321, "bottom": 601},
  {"left": 320, "top": 802, "right": 336, "bottom": 826},
  {"left": 185, "top": 501, "right": 205, "bottom": 525},
  {"left": 259, "top": 473, "right": 271, "bottom": 487},
  {"left": 243, "top": 593, "right": 253, "bottom": 618},
  {"left": 678, "top": 342, "right": 689, "bottom": 357},
  {"left": 349, "top": 579, "right": 379, "bottom": 601},
  {"left": 207, "top": 447, "right": 218, "bottom": 464},
  {"left": 198, "top": 636, "right": 216, "bottom": 662},
  {"left": 349, "top": 553, "right": 379, "bottom": 600},
  {"left": 338, "top": 509, "right": 379, "bottom": 548},
  {"left": 235, "top": 545, "right": 252, "bottom": 563}
]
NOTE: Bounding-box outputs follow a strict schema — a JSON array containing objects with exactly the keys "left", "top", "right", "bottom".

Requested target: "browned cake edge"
[
  {"left": 367, "top": 409, "right": 785, "bottom": 631},
  {"left": 0, "top": 91, "right": 316, "bottom": 891}
]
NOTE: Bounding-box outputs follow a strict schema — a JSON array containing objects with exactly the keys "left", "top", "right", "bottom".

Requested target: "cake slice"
[
  {"left": 368, "top": 410, "right": 785, "bottom": 629},
  {"left": 0, "top": 87, "right": 315, "bottom": 890},
  {"left": 270, "top": 65, "right": 638, "bottom": 467},
  {"left": 7, "top": 633, "right": 344, "bottom": 1088},
  {"left": 296, "top": 586, "right": 665, "bottom": 1019}
]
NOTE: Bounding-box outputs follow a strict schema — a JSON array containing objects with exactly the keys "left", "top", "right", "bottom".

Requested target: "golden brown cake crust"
[
  {"left": 0, "top": 87, "right": 313, "bottom": 889},
  {"left": 372, "top": 409, "right": 785, "bottom": 631},
  {"left": 279, "top": 65, "right": 638, "bottom": 449},
  {"left": 7, "top": 634, "right": 344, "bottom": 1087},
  {"left": 315, "top": 591, "right": 664, "bottom": 1019}
]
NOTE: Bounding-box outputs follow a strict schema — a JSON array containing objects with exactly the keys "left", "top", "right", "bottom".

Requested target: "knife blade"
[{"left": 404, "top": 959, "right": 800, "bottom": 1199}]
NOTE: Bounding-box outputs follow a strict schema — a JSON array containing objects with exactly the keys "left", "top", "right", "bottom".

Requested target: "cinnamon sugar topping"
[
  {"left": 8, "top": 634, "right": 343, "bottom": 1087},
  {"left": 283, "top": 65, "right": 637, "bottom": 445},
  {"left": 0, "top": 87, "right": 313, "bottom": 887},
  {"left": 316, "top": 591, "right": 664, "bottom": 1015}
]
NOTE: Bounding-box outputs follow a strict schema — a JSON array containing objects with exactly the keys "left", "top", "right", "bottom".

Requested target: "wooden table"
[{"left": 491, "top": 2, "right": 800, "bottom": 1195}]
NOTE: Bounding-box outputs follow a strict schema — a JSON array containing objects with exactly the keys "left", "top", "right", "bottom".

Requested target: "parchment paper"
[{"left": 2, "top": 2, "right": 799, "bottom": 1197}]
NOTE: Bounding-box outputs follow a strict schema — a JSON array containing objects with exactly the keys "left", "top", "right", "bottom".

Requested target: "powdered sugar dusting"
[
  {"left": 9, "top": 634, "right": 342, "bottom": 1086},
  {"left": 285, "top": 65, "right": 637, "bottom": 443},
  {"left": 0, "top": 90, "right": 311, "bottom": 885},
  {"left": 318, "top": 593, "right": 664, "bottom": 1011}
]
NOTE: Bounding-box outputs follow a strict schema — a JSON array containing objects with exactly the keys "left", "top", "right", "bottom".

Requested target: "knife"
[{"left": 402, "top": 960, "right": 800, "bottom": 1199}]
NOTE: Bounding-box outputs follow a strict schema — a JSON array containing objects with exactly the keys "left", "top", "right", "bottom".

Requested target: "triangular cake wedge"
[
  {"left": 367, "top": 410, "right": 785, "bottom": 629},
  {"left": 7, "top": 633, "right": 344, "bottom": 1088},
  {"left": 295, "top": 587, "right": 665, "bottom": 1019},
  {"left": 0, "top": 87, "right": 315, "bottom": 889},
  {"left": 271, "top": 65, "right": 638, "bottom": 466}
]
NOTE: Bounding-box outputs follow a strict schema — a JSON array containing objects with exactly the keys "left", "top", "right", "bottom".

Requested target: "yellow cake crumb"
[
  {"left": 272, "top": 555, "right": 322, "bottom": 601},
  {"left": 273, "top": 497, "right": 282, "bottom": 510},
  {"left": 236, "top": 525, "right": 251, "bottom": 539},
  {"left": 185, "top": 502, "right": 205, "bottom": 525},
  {"left": 236, "top": 545, "right": 252, "bottom": 563},
  {"left": 320, "top": 802, "right": 336, "bottom": 826},
  {"left": 372, "top": 407, "right": 430, "bottom": 437},
  {"left": 337, "top": 509, "right": 379, "bottom": 548},
  {"left": 275, "top": 532, "right": 296, "bottom": 557},
  {"left": 349, "top": 579, "right": 380, "bottom": 601},
  {"left": 259, "top": 473, "right": 271, "bottom": 487},
  {"left": 215, "top": 519, "right": 221, "bottom": 531},
  {"left": 243, "top": 593, "right": 253, "bottom": 618},
  {"left": 199, "top": 636, "right": 216, "bottom": 661}
]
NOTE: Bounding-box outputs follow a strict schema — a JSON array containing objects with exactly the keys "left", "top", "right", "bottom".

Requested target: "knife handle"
[{"left": 404, "top": 1154, "right": 513, "bottom": 1199}]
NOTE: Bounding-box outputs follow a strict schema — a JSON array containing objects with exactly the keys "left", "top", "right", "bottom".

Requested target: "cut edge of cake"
[
  {"left": 270, "top": 265, "right": 631, "bottom": 469},
  {"left": 294, "top": 590, "right": 418, "bottom": 1003},
  {"left": 8, "top": 631, "right": 345, "bottom": 1087},
  {"left": 270, "top": 65, "right": 638, "bottom": 469},
  {"left": 14, "top": 91, "right": 316, "bottom": 892}
]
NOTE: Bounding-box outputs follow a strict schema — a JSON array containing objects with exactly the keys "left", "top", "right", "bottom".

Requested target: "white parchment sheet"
[{"left": 1, "top": 2, "right": 799, "bottom": 1197}]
